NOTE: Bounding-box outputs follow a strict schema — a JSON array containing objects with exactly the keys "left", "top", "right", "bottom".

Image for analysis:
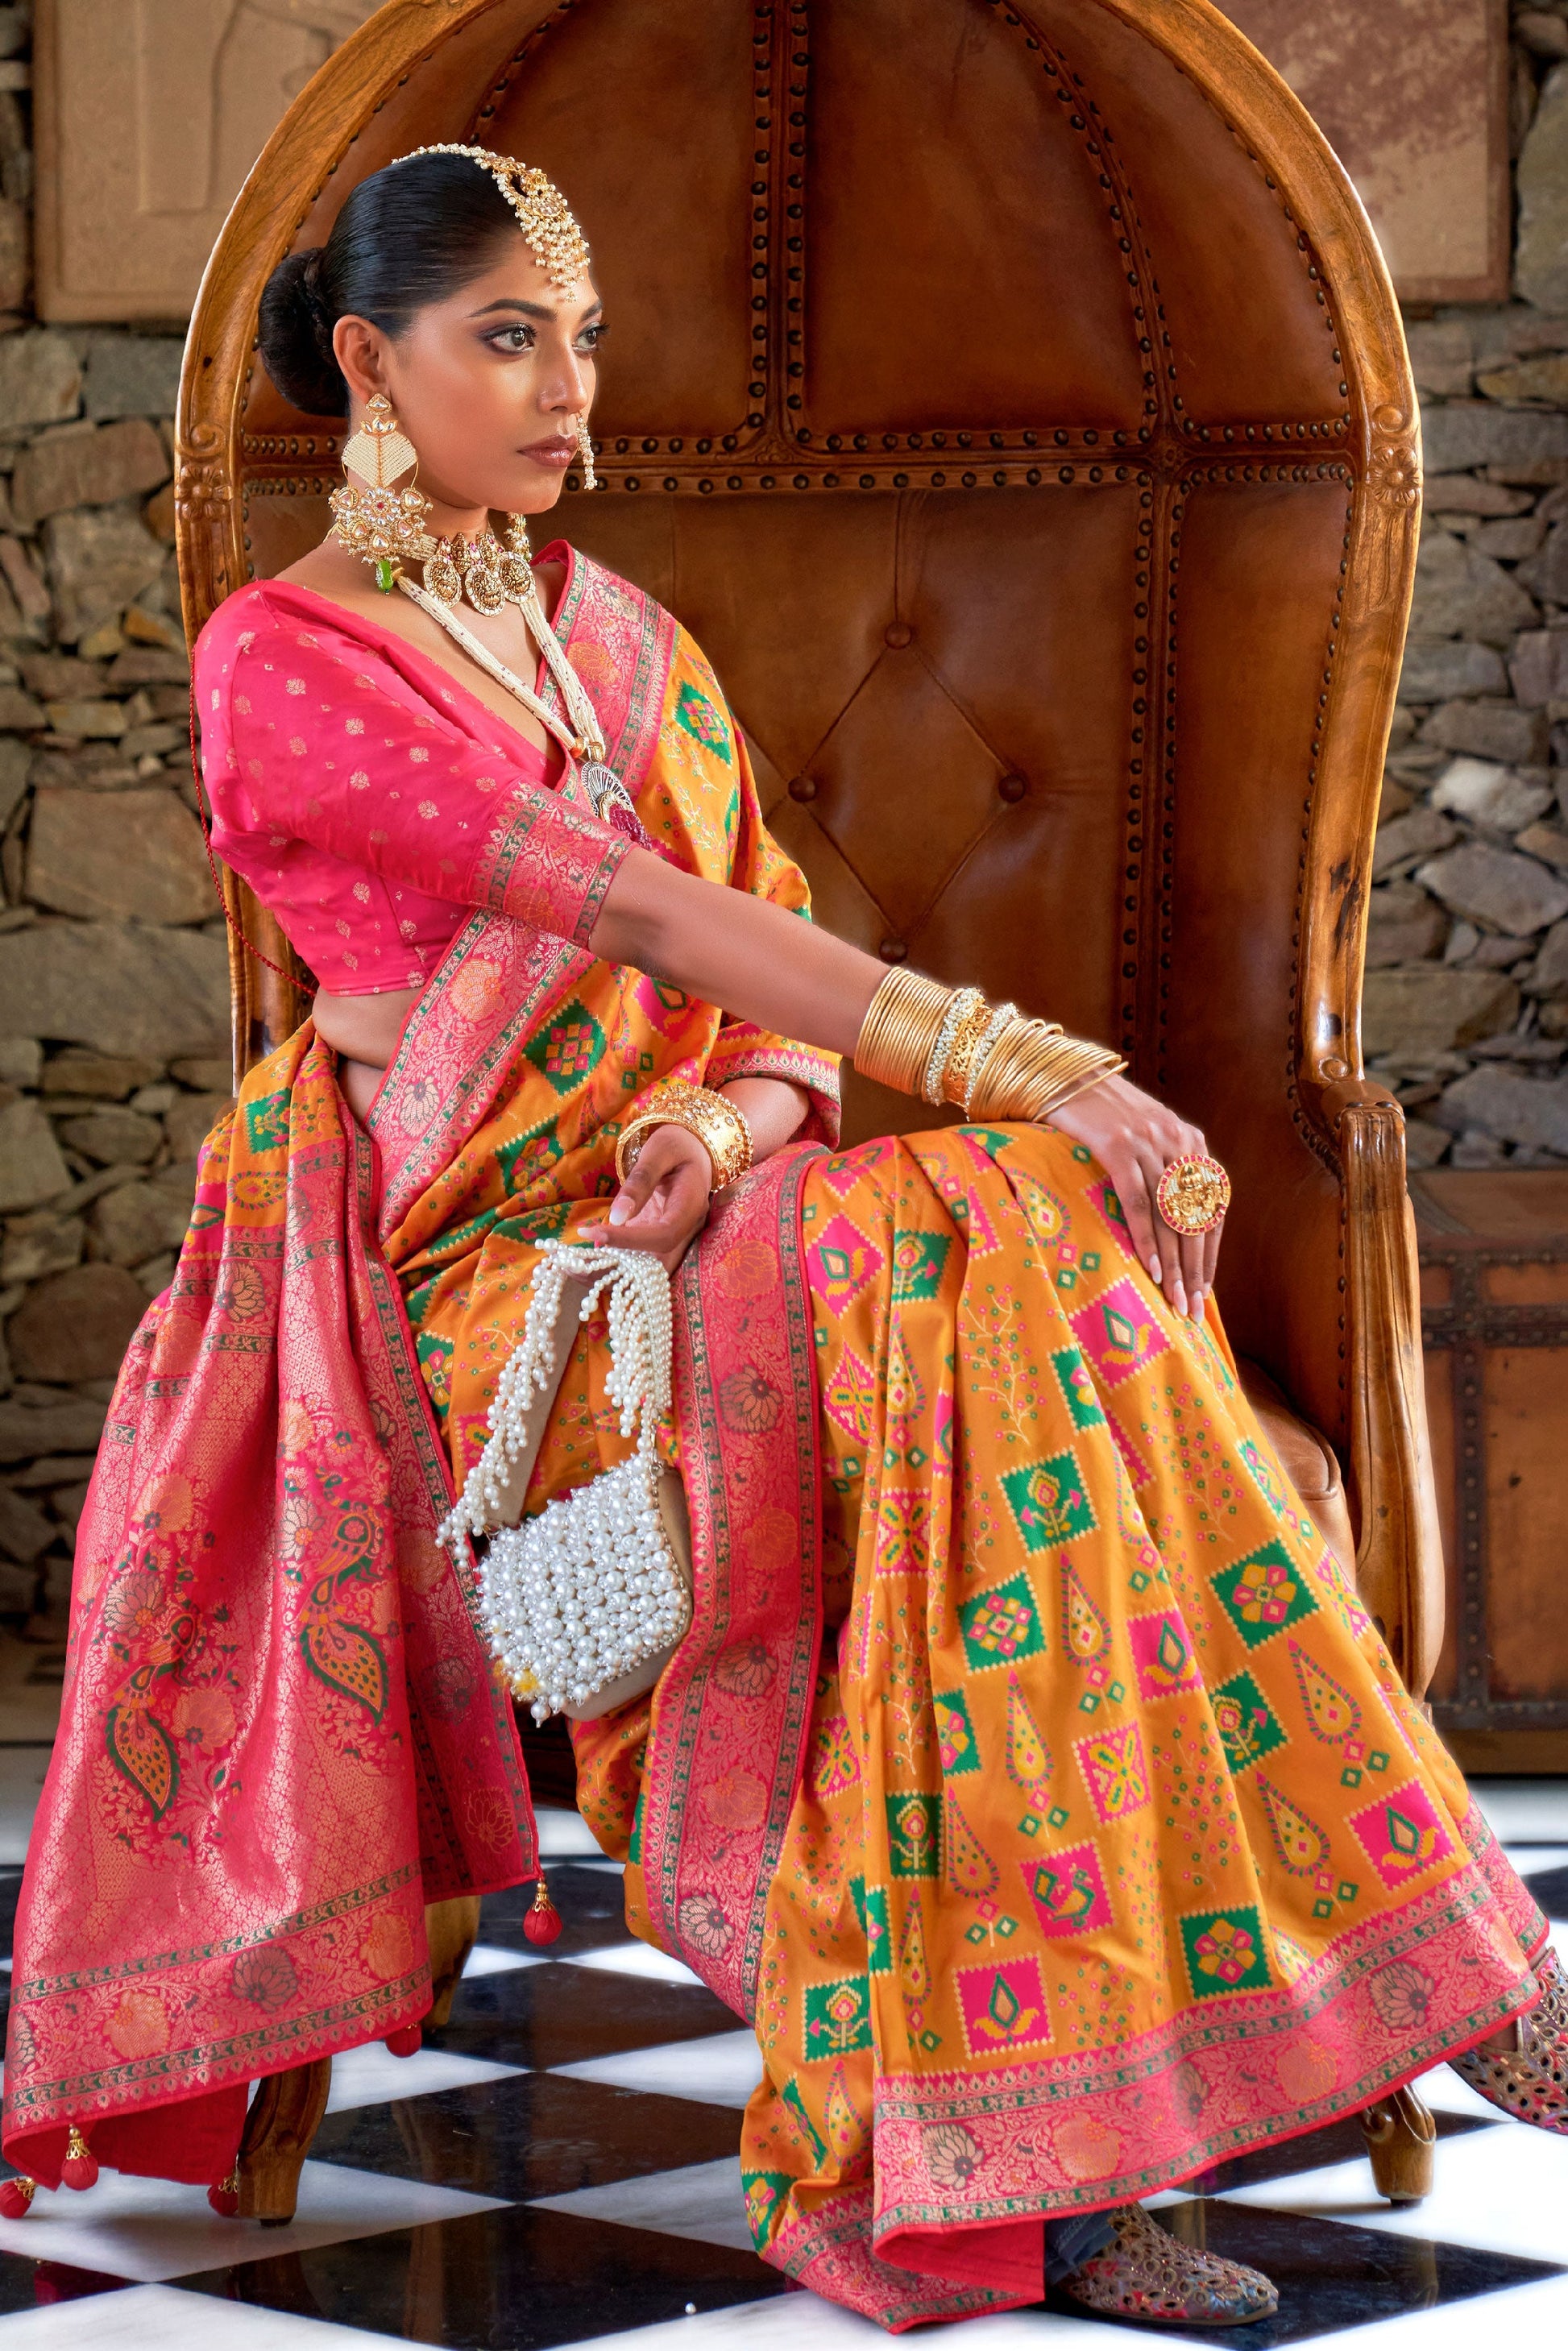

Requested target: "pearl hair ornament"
[{"left": 440, "top": 1242, "right": 691, "bottom": 1723}]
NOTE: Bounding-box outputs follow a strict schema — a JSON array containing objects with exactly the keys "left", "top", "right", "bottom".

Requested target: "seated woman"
[{"left": 4, "top": 150, "right": 1561, "bottom": 2334}]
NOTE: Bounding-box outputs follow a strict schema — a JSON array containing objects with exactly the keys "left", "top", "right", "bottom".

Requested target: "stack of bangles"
[
  {"left": 614, "top": 1079, "right": 753, "bottom": 1191},
  {"left": 853, "top": 968, "right": 1230, "bottom": 1238}
]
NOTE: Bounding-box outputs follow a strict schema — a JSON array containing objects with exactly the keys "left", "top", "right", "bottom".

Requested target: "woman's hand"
[
  {"left": 1047, "top": 1074, "right": 1223, "bottom": 1321},
  {"left": 579, "top": 1122, "right": 713, "bottom": 1275}
]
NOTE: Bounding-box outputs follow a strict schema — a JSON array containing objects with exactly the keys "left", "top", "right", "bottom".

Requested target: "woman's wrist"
[{"left": 615, "top": 1080, "right": 752, "bottom": 1191}]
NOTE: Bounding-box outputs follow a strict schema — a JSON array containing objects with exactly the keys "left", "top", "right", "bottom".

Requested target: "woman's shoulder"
[{"left": 193, "top": 579, "right": 387, "bottom": 692}]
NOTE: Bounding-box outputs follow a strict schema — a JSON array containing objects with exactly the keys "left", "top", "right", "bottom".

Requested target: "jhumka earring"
[
  {"left": 328, "top": 393, "right": 431, "bottom": 594},
  {"left": 575, "top": 413, "right": 599, "bottom": 491}
]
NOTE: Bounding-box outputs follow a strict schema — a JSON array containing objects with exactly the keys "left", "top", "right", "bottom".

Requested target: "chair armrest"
[{"left": 1310, "top": 1075, "right": 1444, "bottom": 1698}]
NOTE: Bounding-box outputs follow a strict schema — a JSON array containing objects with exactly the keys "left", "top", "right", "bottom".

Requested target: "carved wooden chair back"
[{"left": 176, "top": 0, "right": 1437, "bottom": 1698}]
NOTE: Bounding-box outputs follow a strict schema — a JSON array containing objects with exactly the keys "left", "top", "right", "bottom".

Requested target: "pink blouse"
[{"left": 193, "top": 580, "right": 628, "bottom": 994}]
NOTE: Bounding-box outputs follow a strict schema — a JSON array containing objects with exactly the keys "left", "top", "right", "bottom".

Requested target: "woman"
[{"left": 4, "top": 150, "right": 1561, "bottom": 2332}]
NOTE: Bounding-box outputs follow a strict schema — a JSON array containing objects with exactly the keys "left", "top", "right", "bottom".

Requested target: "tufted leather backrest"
[{"left": 182, "top": 0, "right": 1421, "bottom": 1465}]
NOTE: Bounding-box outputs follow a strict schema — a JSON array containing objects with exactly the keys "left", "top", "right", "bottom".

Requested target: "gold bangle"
[
  {"left": 854, "top": 968, "right": 956, "bottom": 1096},
  {"left": 968, "top": 1016, "right": 1126, "bottom": 1124},
  {"left": 614, "top": 1080, "right": 753, "bottom": 1191}
]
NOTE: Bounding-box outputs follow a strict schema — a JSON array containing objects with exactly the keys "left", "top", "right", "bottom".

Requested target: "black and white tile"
[{"left": 0, "top": 1778, "right": 1561, "bottom": 2348}]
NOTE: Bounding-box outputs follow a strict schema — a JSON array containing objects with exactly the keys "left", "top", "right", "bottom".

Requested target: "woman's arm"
[{"left": 593, "top": 848, "right": 1221, "bottom": 1318}]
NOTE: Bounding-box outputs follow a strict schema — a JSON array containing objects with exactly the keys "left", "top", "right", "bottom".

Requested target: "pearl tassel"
[{"left": 440, "top": 1243, "right": 688, "bottom": 1723}]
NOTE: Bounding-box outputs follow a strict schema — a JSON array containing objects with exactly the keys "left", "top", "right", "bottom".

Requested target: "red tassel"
[
  {"left": 207, "top": 2166, "right": 240, "bottom": 2218},
  {"left": 384, "top": 2023, "right": 422, "bottom": 2057},
  {"left": 60, "top": 2127, "right": 97, "bottom": 2192},
  {"left": 0, "top": 2176, "right": 35, "bottom": 2219},
  {"left": 523, "top": 1877, "right": 563, "bottom": 1947}
]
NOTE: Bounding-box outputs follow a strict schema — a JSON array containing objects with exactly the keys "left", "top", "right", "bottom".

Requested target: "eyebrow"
[{"left": 467, "top": 296, "right": 604, "bottom": 323}]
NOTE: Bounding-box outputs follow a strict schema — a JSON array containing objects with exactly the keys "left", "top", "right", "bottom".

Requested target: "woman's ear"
[{"left": 333, "top": 314, "right": 390, "bottom": 409}]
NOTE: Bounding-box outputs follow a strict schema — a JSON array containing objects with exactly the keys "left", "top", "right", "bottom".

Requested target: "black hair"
[{"left": 258, "top": 153, "right": 523, "bottom": 417}]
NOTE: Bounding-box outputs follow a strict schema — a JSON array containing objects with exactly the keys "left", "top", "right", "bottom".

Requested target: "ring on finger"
[{"left": 1155, "top": 1153, "right": 1230, "bottom": 1238}]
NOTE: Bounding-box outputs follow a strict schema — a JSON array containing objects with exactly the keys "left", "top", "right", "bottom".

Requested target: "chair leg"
[
  {"left": 236, "top": 2057, "right": 333, "bottom": 2224},
  {"left": 425, "top": 1893, "right": 481, "bottom": 2028},
  {"left": 1359, "top": 2083, "right": 1436, "bottom": 2204}
]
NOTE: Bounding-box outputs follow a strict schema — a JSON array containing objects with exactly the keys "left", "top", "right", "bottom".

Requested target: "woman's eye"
[
  {"left": 488, "top": 326, "right": 535, "bottom": 355},
  {"left": 576, "top": 324, "right": 608, "bottom": 353}
]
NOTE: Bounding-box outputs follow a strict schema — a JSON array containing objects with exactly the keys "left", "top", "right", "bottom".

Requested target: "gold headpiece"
[{"left": 395, "top": 145, "right": 590, "bottom": 296}]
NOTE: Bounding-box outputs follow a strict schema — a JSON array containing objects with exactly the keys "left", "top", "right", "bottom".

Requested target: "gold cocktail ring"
[{"left": 1155, "top": 1154, "right": 1231, "bottom": 1237}]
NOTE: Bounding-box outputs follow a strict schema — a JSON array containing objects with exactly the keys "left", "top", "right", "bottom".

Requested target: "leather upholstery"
[{"left": 231, "top": 0, "right": 1388, "bottom": 1500}]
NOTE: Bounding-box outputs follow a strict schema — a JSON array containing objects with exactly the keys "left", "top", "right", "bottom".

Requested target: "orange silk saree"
[{"left": 5, "top": 554, "right": 1545, "bottom": 2341}]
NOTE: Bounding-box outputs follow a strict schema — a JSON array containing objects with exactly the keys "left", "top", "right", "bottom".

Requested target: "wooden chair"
[{"left": 176, "top": 0, "right": 1441, "bottom": 2218}]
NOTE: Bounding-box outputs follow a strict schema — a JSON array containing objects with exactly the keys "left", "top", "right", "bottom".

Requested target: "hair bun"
[{"left": 258, "top": 247, "right": 347, "bottom": 418}]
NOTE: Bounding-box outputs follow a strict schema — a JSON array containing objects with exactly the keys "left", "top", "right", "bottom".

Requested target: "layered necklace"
[{"left": 329, "top": 392, "right": 642, "bottom": 834}]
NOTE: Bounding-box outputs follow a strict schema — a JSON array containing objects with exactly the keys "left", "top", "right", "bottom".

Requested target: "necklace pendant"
[{"left": 579, "top": 761, "right": 633, "bottom": 823}]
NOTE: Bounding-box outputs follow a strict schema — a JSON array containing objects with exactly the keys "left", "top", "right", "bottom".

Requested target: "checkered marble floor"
[{"left": 0, "top": 1791, "right": 1563, "bottom": 2349}]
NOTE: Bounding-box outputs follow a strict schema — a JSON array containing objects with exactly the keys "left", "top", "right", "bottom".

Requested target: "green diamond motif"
[
  {"left": 1050, "top": 1345, "right": 1105, "bottom": 1431},
  {"left": 886, "top": 1791, "right": 942, "bottom": 1878},
  {"left": 1048, "top": 1805, "right": 1070, "bottom": 1830},
  {"left": 1341, "top": 1766, "right": 1363, "bottom": 1789},
  {"left": 1054, "top": 1267, "right": 1079, "bottom": 1292},
  {"left": 1313, "top": 1898, "right": 1333, "bottom": 1920},
  {"left": 1081, "top": 1250, "right": 1101, "bottom": 1271},
  {"left": 525, "top": 1000, "right": 606, "bottom": 1096},
  {"left": 243, "top": 1089, "right": 289, "bottom": 1155},
  {"left": 1210, "top": 1540, "right": 1319, "bottom": 1651},
  {"left": 803, "top": 1974, "right": 872, "bottom": 2059},
  {"left": 959, "top": 1574, "right": 1045, "bottom": 1671},
  {"left": 1077, "top": 1692, "right": 1100, "bottom": 1716},
  {"left": 1211, "top": 1669, "right": 1288, "bottom": 1776},
  {"left": 1130, "top": 1569, "right": 1151, "bottom": 1594},
  {"left": 1018, "top": 1812, "right": 1042, "bottom": 1839},
  {"left": 1001, "top": 1449, "right": 1095, "bottom": 1553},
  {"left": 1108, "top": 1680, "right": 1126, "bottom": 1703},
  {"left": 995, "top": 1915, "right": 1018, "bottom": 1938},
  {"left": 919, "top": 2029, "right": 943, "bottom": 2052},
  {"left": 1180, "top": 1902, "right": 1272, "bottom": 2000},
  {"left": 964, "top": 1923, "right": 987, "bottom": 1946},
  {"left": 1337, "top": 1880, "right": 1359, "bottom": 1904},
  {"left": 675, "top": 678, "right": 732, "bottom": 761},
  {"left": 1369, "top": 1750, "right": 1390, "bottom": 1773},
  {"left": 890, "top": 1229, "right": 951, "bottom": 1301}
]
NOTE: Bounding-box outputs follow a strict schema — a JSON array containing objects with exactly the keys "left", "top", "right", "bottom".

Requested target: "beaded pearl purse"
[{"left": 440, "top": 1242, "right": 693, "bottom": 1723}]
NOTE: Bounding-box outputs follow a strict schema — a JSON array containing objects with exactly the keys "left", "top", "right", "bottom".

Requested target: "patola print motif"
[
  {"left": 7, "top": 545, "right": 1547, "bottom": 2327},
  {"left": 583, "top": 1124, "right": 1545, "bottom": 2324}
]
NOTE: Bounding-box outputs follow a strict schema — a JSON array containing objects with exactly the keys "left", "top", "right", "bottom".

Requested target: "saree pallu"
[
  {"left": 577, "top": 1127, "right": 1546, "bottom": 2330},
  {"left": 2, "top": 553, "right": 836, "bottom": 2187}
]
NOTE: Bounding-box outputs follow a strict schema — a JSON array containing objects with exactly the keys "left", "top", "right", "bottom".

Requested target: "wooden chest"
[{"left": 1412, "top": 1169, "right": 1568, "bottom": 1773}]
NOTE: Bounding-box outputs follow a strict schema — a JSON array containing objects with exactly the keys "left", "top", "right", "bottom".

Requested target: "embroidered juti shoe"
[
  {"left": 1053, "top": 2203, "right": 1279, "bottom": 2328},
  {"left": 1450, "top": 1943, "right": 1568, "bottom": 2133}
]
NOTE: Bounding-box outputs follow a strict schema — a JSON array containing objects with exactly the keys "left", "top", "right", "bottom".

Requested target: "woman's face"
[{"left": 333, "top": 236, "right": 604, "bottom": 519}]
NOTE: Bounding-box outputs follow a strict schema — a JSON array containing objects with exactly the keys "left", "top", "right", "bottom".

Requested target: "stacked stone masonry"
[
  {"left": 5, "top": 10, "right": 1568, "bottom": 1616},
  {"left": 1370, "top": 8, "right": 1568, "bottom": 1176},
  {"left": 0, "top": 10, "right": 230, "bottom": 1618}
]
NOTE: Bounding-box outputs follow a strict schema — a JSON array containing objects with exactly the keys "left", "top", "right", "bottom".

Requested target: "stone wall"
[
  {"left": 0, "top": 11, "right": 230, "bottom": 1619},
  {"left": 1371, "top": 6, "right": 1568, "bottom": 1165},
  {"left": 2, "top": 7, "right": 1568, "bottom": 1616}
]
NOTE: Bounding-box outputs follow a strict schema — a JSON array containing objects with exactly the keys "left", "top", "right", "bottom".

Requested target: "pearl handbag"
[{"left": 439, "top": 1242, "right": 693, "bottom": 1723}]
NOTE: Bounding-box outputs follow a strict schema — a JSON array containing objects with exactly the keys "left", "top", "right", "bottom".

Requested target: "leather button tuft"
[
  {"left": 788, "top": 774, "right": 817, "bottom": 802},
  {"left": 879, "top": 938, "right": 908, "bottom": 963},
  {"left": 998, "top": 773, "right": 1026, "bottom": 802},
  {"left": 884, "top": 620, "right": 913, "bottom": 649}
]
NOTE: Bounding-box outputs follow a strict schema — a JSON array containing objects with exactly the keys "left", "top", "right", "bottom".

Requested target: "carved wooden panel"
[
  {"left": 33, "top": 0, "right": 384, "bottom": 322},
  {"left": 1226, "top": 0, "right": 1508, "bottom": 304}
]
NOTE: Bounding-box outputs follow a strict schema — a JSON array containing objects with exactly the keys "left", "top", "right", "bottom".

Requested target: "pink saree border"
[{"left": 638, "top": 1143, "right": 825, "bottom": 2021}]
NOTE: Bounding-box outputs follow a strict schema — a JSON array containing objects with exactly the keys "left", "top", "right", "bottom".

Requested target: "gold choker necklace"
[{"left": 421, "top": 521, "right": 533, "bottom": 617}]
